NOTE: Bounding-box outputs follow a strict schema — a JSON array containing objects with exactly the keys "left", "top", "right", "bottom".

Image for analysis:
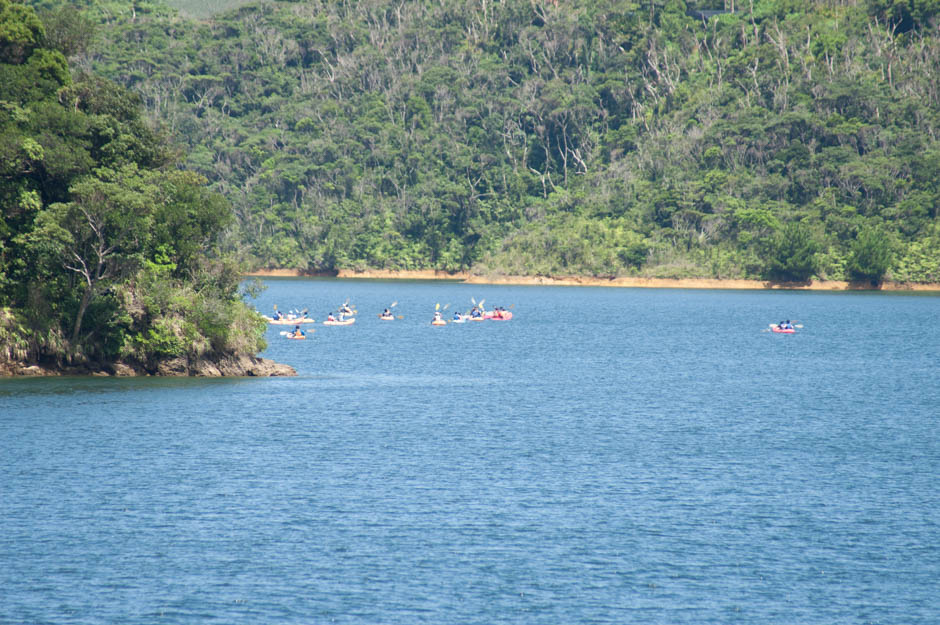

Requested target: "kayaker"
[
  {"left": 272, "top": 308, "right": 281, "bottom": 320},
  {"left": 327, "top": 313, "right": 336, "bottom": 322},
  {"left": 453, "top": 311, "right": 461, "bottom": 321},
  {"left": 433, "top": 311, "right": 443, "bottom": 322},
  {"left": 383, "top": 308, "right": 391, "bottom": 316},
  {"left": 293, "top": 324, "right": 305, "bottom": 337},
  {"left": 470, "top": 307, "right": 482, "bottom": 318}
]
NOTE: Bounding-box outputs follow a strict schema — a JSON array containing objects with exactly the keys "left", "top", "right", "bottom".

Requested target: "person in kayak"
[
  {"left": 433, "top": 311, "right": 443, "bottom": 323},
  {"left": 293, "top": 324, "right": 305, "bottom": 337},
  {"left": 470, "top": 307, "right": 482, "bottom": 318},
  {"left": 327, "top": 312, "right": 336, "bottom": 322}
]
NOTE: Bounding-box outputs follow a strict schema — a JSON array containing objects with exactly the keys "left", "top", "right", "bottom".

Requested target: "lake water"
[{"left": 2, "top": 279, "right": 939, "bottom": 624}]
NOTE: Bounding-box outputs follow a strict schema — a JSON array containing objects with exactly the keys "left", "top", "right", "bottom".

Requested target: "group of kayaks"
[
  {"left": 433, "top": 308, "right": 513, "bottom": 325},
  {"left": 263, "top": 303, "right": 358, "bottom": 338},
  {"left": 265, "top": 299, "right": 513, "bottom": 339},
  {"left": 269, "top": 305, "right": 800, "bottom": 340}
]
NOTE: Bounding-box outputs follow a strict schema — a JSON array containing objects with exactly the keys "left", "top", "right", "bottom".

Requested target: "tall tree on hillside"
[{"left": 33, "top": 165, "right": 155, "bottom": 344}]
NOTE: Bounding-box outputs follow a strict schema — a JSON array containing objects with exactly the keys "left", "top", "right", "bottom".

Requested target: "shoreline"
[
  {"left": 0, "top": 355, "right": 296, "bottom": 378},
  {"left": 244, "top": 269, "right": 940, "bottom": 292}
]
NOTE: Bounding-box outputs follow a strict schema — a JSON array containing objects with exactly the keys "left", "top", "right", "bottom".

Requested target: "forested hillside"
[
  {"left": 33, "top": 0, "right": 940, "bottom": 282},
  {"left": 1, "top": 0, "right": 278, "bottom": 374}
]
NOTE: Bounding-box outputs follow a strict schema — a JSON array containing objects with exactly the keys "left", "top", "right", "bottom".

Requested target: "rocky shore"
[{"left": 1, "top": 354, "right": 296, "bottom": 378}]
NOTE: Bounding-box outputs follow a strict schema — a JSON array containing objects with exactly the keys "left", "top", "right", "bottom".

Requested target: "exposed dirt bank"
[
  {"left": 1, "top": 355, "right": 296, "bottom": 378},
  {"left": 245, "top": 269, "right": 940, "bottom": 291}
]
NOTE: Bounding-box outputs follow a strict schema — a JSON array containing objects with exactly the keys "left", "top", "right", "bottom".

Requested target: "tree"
[
  {"left": 846, "top": 227, "right": 893, "bottom": 283},
  {"left": 36, "top": 165, "right": 155, "bottom": 346},
  {"left": 38, "top": 5, "right": 97, "bottom": 58},
  {"left": 0, "top": 0, "right": 45, "bottom": 64},
  {"left": 762, "top": 222, "right": 818, "bottom": 282}
]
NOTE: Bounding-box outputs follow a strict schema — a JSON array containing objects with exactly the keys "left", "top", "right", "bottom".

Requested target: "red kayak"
[
  {"left": 771, "top": 326, "right": 795, "bottom": 334},
  {"left": 484, "top": 311, "right": 513, "bottom": 320}
]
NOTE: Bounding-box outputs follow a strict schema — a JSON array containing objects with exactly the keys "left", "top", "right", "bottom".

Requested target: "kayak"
[
  {"left": 431, "top": 319, "right": 447, "bottom": 326},
  {"left": 379, "top": 315, "right": 395, "bottom": 321},
  {"left": 285, "top": 333, "right": 306, "bottom": 340},
  {"left": 265, "top": 316, "right": 315, "bottom": 325},
  {"left": 323, "top": 318, "right": 356, "bottom": 326},
  {"left": 771, "top": 326, "right": 795, "bottom": 333},
  {"left": 483, "top": 311, "right": 513, "bottom": 320}
]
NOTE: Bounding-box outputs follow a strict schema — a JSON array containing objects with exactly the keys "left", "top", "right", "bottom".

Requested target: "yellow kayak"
[{"left": 323, "top": 318, "right": 356, "bottom": 326}]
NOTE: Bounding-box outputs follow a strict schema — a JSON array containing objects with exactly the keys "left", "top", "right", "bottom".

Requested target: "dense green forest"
[
  {"left": 1, "top": 0, "right": 271, "bottom": 372},
  {"left": 19, "top": 0, "right": 940, "bottom": 283}
]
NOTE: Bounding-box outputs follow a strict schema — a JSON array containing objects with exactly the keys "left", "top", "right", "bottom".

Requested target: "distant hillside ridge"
[{"left": 36, "top": 0, "right": 940, "bottom": 283}]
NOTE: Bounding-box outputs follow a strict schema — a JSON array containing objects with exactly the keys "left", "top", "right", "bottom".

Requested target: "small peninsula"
[{"left": 0, "top": 1, "right": 292, "bottom": 377}]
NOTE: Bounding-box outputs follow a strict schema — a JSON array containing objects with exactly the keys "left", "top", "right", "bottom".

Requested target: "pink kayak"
[{"left": 484, "top": 311, "right": 513, "bottom": 320}]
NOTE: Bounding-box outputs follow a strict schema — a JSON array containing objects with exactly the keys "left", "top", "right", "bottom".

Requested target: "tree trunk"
[{"left": 71, "top": 286, "right": 94, "bottom": 346}]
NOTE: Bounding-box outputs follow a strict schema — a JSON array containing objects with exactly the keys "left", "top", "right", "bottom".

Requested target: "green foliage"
[
  {"left": 762, "top": 223, "right": 819, "bottom": 283},
  {"left": 37, "top": 5, "right": 97, "bottom": 57},
  {"left": 0, "top": 0, "right": 45, "bottom": 63},
  {"left": 14, "top": 0, "right": 940, "bottom": 284},
  {"left": 892, "top": 224, "right": 940, "bottom": 282},
  {"left": 0, "top": 1, "right": 268, "bottom": 371},
  {"left": 866, "top": 0, "right": 940, "bottom": 32},
  {"left": 846, "top": 227, "right": 894, "bottom": 282},
  {"left": 133, "top": 318, "right": 186, "bottom": 359}
]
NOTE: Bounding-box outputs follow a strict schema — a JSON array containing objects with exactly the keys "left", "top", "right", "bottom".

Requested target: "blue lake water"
[{"left": 2, "top": 279, "right": 939, "bottom": 624}]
